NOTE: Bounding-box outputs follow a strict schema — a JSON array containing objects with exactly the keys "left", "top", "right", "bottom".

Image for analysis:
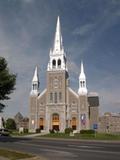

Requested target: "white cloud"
[{"left": 73, "top": 23, "right": 95, "bottom": 36}]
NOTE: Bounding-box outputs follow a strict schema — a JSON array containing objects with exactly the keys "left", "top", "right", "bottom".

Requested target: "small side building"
[
  {"left": 98, "top": 112, "right": 120, "bottom": 134},
  {"left": 14, "top": 112, "right": 29, "bottom": 130},
  {"left": 88, "top": 92, "right": 99, "bottom": 130}
]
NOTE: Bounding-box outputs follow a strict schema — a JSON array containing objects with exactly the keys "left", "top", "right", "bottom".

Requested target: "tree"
[
  {"left": 5, "top": 118, "right": 16, "bottom": 130},
  {"left": 0, "top": 57, "right": 16, "bottom": 112}
]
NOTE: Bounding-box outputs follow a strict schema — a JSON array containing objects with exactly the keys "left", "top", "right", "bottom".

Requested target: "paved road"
[{"left": 0, "top": 136, "right": 120, "bottom": 160}]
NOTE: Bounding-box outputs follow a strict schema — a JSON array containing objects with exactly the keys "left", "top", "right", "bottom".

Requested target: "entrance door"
[
  {"left": 72, "top": 117, "right": 77, "bottom": 130},
  {"left": 39, "top": 118, "right": 44, "bottom": 130},
  {"left": 52, "top": 113, "right": 59, "bottom": 131}
]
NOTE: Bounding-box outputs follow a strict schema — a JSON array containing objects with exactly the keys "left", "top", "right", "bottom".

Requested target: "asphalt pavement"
[{"left": 0, "top": 136, "right": 120, "bottom": 160}]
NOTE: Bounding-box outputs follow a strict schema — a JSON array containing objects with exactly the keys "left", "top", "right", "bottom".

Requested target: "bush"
[
  {"left": 49, "top": 129, "right": 55, "bottom": 134},
  {"left": 24, "top": 128, "right": 28, "bottom": 133},
  {"left": 36, "top": 128, "right": 41, "bottom": 133},
  {"left": 65, "top": 128, "right": 73, "bottom": 134},
  {"left": 80, "top": 129, "right": 95, "bottom": 134},
  {"left": 5, "top": 118, "right": 16, "bottom": 130}
]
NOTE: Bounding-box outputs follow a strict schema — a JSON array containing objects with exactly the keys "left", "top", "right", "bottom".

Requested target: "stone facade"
[
  {"left": 98, "top": 112, "right": 120, "bottom": 134},
  {"left": 14, "top": 112, "right": 29, "bottom": 130},
  {"left": 29, "top": 17, "right": 99, "bottom": 133}
]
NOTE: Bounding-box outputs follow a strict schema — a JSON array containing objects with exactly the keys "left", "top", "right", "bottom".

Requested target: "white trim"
[
  {"left": 68, "top": 87, "right": 79, "bottom": 98},
  {"left": 38, "top": 89, "right": 47, "bottom": 99}
]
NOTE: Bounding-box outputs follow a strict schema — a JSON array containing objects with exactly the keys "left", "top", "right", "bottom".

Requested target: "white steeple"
[
  {"left": 53, "top": 16, "right": 64, "bottom": 54},
  {"left": 32, "top": 66, "right": 38, "bottom": 82},
  {"left": 78, "top": 61, "right": 87, "bottom": 95},
  {"left": 31, "top": 66, "right": 39, "bottom": 95},
  {"left": 47, "top": 16, "right": 67, "bottom": 71}
]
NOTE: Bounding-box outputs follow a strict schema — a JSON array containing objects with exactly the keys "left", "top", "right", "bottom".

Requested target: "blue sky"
[{"left": 0, "top": 0, "right": 120, "bottom": 117}]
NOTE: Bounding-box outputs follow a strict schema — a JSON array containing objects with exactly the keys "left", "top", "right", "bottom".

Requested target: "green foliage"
[
  {"left": 5, "top": 118, "right": 16, "bottom": 130},
  {"left": 36, "top": 128, "right": 41, "bottom": 133},
  {"left": 42, "top": 132, "right": 120, "bottom": 140},
  {"left": 49, "top": 129, "right": 55, "bottom": 133},
  {"left": 80, "top": 129, "right": 95, "bottom": 134},
  {"left": 24, "top": 128, "right": 28, "bottom": 133},
  {"left": 64, "top": 128, "right": 73, "bottom": 134},
  {"left": 0, "top": 57, "right": 16, "bottom": 112}
]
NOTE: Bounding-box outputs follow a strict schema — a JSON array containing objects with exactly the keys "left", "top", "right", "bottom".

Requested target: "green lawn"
[
  {"left": 0, "top": 148, "right": 34, "bottom": 160},
  {"left": 42, "top": 133, "right": 120, "bottom": 140},
  {"left": 10, "top": 130, "right": 37, "bottom": 136}
]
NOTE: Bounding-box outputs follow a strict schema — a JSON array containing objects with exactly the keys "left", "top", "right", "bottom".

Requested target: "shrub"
[
  {"left": 49, "top": 129, "right": 55, "bottom": 134},
  {"left": 36, "top": 128, "right": 41, "bottom": 133},
  {"left": 5, "top": 118, "right": 16, "bottom": 130},
  {"left": 65, "top": 128, "right": 73, "bottom": 134},
  {"left": 80, "top": 129, "right": 95, "bottom": 134},
  {"left": 24, "top": 128, "right": 28, "bottom": 133}
]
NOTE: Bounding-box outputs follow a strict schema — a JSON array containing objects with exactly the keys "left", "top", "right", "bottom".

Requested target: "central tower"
[
  {"left": 47, "top": 16, "right": 67, "bottom": 71},
  {"left": 46, "top": 17, "right": 69, "bottom": 132}
]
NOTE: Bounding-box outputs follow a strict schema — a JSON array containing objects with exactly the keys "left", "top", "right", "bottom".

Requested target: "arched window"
[
  {"left": 83, "top": 81, "right": 85, "bottom": 87},
  {"left": 33, "top": 84, "right": 37, "bottom": 90},
  {"left": 80, "top": 81, "right": 82, "bottom": 87},
  {"left": 59, "top": 92, "right": 62, "bottom": 102},
  {"left": 52, "top": 113, "right": 59, "bottom": 121},
  {"left": 54, "top": 92, "right": 57, "bottom": 103},
  {"left": 58, "top": 59, "right": 61, "bottom": 68},
  {"left": 52, "top": 59, "right": 56, "bottom": 68},
  {"left": 50, "top": 92, "right": 53, "bottom": 103}
]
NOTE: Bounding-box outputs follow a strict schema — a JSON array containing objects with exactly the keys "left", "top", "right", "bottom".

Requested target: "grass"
[
  {"left": 0, "top": 148, "right": 34, "bottom": 160},
  {"left": 10, "top": 130, "right": 37, "bottom": 136},
  {"left": 42, "top": 132, "right": 120, "bottom": 140}
]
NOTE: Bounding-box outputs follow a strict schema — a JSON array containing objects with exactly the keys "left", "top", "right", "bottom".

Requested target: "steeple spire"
[
  {"left": 78, "top": 61, "right": 87, "bottom": 95},
  {"left": 80, "top": 61, "right": 85, "bottom": 79},
  {"left": 53, "top": 16, "right": 63, "bottom": 54},
  {"left": 32, "top": 66, "right": 38, "bottom": 82},
  {"left": 47, "top": 16, "right": 67, "bottom": 71},
  {"left": 31, "top": 66, "right": 39, "bottom": 95}
]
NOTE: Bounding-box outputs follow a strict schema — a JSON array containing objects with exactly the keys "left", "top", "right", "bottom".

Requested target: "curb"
[{"left": 34, "top": 136, "right": 120, "bottom": 144}]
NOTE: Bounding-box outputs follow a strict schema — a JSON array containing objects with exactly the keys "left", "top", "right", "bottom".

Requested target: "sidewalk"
[{"left": 22, "top": 132, "right": 48, "bottom": 138}]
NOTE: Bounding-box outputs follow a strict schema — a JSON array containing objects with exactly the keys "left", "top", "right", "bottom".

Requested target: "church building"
[{"left": 29, "top": 17, "right": 99, "bottom": 133}]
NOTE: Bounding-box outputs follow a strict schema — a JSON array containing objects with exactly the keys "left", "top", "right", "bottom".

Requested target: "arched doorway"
[
  {"left": 39, "top": 118, "right": 44, "bottom": 130},
  {"left": 71, "top": 117, "right": 77, "bottom": 130},
  {"left": 52, "top": 113, "right": 59, "bottom": 131}
]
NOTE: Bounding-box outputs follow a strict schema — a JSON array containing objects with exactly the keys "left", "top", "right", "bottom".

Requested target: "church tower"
[
  {"left": 47, "top": 16, "right": 67, "bottom": 71},
  {"left": 78, "top": 61, "right": 87, "bottom": 95},
  {"left": 78, "top": 62, "right": 89, "bottom": 130},
  {"left": 46, "top": 16, "right": 69, "bottom": 132},
  {"left": 31, "top": 66, "right": 39, "bottom": 95},
  {"left": 29, "top": 66, "right": 40, "bottom": 132}
]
